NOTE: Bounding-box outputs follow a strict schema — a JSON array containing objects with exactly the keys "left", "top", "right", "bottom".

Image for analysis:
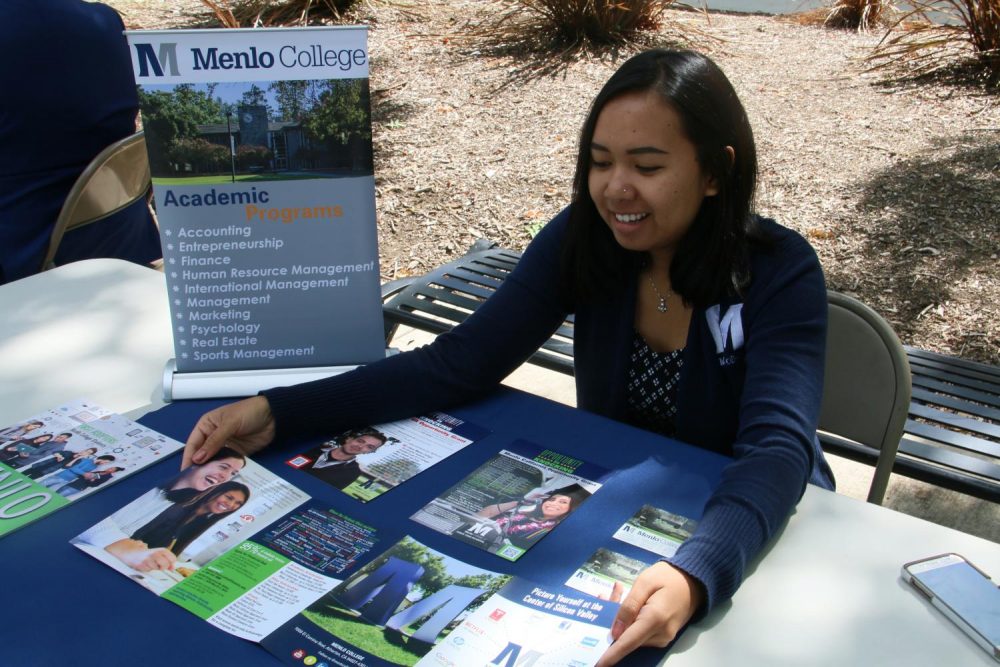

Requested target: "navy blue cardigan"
[{"left": 265, "top": 207, "right": 834, "bottom": 613}]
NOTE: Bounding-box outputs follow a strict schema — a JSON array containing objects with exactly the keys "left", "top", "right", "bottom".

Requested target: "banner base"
[{"left": 162, "top": 351, "right": 396, "bottom": 401}]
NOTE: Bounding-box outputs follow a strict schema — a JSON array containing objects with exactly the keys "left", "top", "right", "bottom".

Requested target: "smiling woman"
[
  {"left": 181, "top": 49, "right": 834, "bottom": 666},
  {"left": 129, "top": 480, "right": 252, "bottom": 556},
  {"left": 70, "top": 446, "right": 248, "bottom": 569}
]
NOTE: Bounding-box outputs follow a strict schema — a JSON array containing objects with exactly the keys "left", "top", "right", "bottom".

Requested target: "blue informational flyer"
[{"left": 126, "top": 26, "right": 384, "bottom": 372}]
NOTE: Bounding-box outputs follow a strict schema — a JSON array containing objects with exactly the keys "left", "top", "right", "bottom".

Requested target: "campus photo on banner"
[{"left": 127, "top": 27, "right": 384, "bottom": 372}]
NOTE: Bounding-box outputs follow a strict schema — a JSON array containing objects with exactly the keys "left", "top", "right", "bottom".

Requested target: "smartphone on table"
[{"left": 902, "top": 553, "right": 1000, "bottom": 662}]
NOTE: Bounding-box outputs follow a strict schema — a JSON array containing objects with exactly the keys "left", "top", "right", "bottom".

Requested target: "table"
[
  {"left": 0, "top": 258, "right": 172, "bottom": 424},
  {"left": 2, "top": 259, "right": 1000, "bottom": 667}
]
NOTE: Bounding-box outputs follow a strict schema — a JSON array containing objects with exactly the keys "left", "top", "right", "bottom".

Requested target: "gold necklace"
[{"left": 647, "top": 274, "right": 672, "bottom": 313}]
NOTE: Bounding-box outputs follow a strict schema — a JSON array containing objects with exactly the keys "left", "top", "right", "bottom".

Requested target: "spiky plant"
[
  {"left": 825, "top": 0, "right": 896, "bottom": 31},
  {"left": 201, "top": 0, "right": 356, "bottom": 27},
  {"left": 868, "top": 0, "right": 1000, "bottom": 83},
  {"left": 485, "top": 0, "right": 679, "bottom": 50}
]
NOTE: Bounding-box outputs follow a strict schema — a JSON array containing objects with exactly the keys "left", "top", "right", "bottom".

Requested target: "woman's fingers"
[
  {"left": 595, "top": 562, "right": 704, "bottom": 667},
  {"left": 182, "top": 409, "right": 233, "bottom": 467},
  {"left": 134, "top": 548, "right": 177, "bottom": 572},
  {"left": 182, "top": 396, "right": 275, "bottom": 468}
]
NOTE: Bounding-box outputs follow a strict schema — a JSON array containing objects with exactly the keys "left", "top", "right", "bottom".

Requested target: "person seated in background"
[{"left": 0, "top": 0, "right": 161, "bottom": 285}]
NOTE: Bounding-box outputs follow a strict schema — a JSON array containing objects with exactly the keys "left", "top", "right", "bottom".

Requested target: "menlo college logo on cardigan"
[{"left": 706, "top": 304, "right": 744, "bottom": 367}]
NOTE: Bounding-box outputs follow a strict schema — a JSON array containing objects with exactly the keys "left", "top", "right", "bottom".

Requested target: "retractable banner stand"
[{"left": 126, "top": 27, "right": 388, "bottom": 400}]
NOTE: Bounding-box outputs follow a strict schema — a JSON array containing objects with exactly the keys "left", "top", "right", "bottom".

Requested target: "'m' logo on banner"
[{"left": 134, "top": 42, "right": 179, "bottom": 77}]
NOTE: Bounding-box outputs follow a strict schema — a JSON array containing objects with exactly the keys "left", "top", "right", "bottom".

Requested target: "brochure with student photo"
[
  {"left": 72, "top": 455, "right": 386, "bottom": 643},
  {"left": 0, "top": 399, "right": 182, "bottom": 538},
  {"left": 410, "top": 440, "right": 608, "bottom": 561},
  {"left": 72, "top": 454, "right": 311, "bottom": 595},
  {"left": 262, "top": 536, "right": 514, "bottom": 666},
  {"left": 285, "top": 412, "right": 488, "bottom": 501}
]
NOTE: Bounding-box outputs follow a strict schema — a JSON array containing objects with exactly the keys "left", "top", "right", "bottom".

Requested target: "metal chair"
[
  {"left": 40, "top": 131, "right": 152, "bottom": 271},
  {"left": 819, "top": 290, "right": 912, "bottom": 505}
]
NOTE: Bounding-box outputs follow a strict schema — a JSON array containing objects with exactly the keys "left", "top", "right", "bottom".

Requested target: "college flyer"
[
  {"left": 410, "top": 441, "right": 608, "bottom": 561},
  {"left": 419, "top": 579, "right": 617, "bottom": 667},
  {"left": 73, "top": 456, "right": 311, "bottom": 594},
  {"left": 613, "top": 504, "right": 698, "bottom": 559},
  {"left": 286, "top": 412, "right": 489, "bottom": 501},
  {"left": 261, "top": 536, "right": 617, "bottom": 667},
  {"left": 263, "top": 536, "right": 512, "bottom": 666},
  {"left": 566, "top": 547, "right": 651, "bottom": 602},
  {"left": 71, "top": 456, "right": 388, "bottom": 642},
  {"left": 0, "top": 400, "right": 182, "bottom": 538},
  {"left": 126, "top": 27, "right": 384, "bottom": 373}
]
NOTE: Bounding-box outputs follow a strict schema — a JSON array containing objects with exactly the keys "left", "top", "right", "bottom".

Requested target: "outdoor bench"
[{"left": 381, "top": 241, "right": 1000, "bottom": 503}]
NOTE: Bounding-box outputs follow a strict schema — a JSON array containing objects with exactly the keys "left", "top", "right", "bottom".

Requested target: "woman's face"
[
  {"left": 184, "top": 456, "right": 244, "bottom": 491},
  {"left": 32, "top": 434, "right": 53, "bottom": 444},
  {"left": 79, "top": 448, "right": 98, "bottom": 457},
  {"left": 587, "top": 91, "right": 718, "bottom": 266},
  {"left": 208, "top": 489, "right": 247, "bottom": 514},
  {"left": 540, "top": 494, "right": 573, "bottom": 519}
]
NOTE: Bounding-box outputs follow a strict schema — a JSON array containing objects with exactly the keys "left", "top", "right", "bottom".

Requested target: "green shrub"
[
  {"left": 168, "top": 138, "right": 230, "bottom": 174},
  {"left": 237, "top": 144, "right": 273, "bottom": 170}
]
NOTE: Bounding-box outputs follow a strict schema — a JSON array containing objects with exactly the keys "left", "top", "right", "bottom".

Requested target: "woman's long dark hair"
[
  {"left": 521, "top": 484, "right": 590, "bottom": 521},
  {"left": 562, "top": 49, "right": 763, "bottom": 307},
  {"left": 132, "top": 480, "right": 251, "bottom": 556}
]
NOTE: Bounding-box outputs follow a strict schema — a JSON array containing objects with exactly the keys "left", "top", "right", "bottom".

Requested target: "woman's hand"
[
  {"left": 105, "top": 539, "right": 177, "bottom": 572},
  {"left": 182, "top": 396, "right": 276, "bottom": 468},
  {"left": 595, "top": 561, "right": 704, "bottom": 667}
]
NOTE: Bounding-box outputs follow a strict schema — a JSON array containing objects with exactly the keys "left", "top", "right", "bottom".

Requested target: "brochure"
[
  {"left": 72, "top": 456, "right": 312, "bottom": 595},
  {"left": 260, "top": 536, "right": 617, "bottom": 667},
  {"left": 0, "top": 400, "right": 182, "bottom": 538},
  {"left": 410, "top": 440, "right": 608, "bottom": 561},
  {"left": 613, "top": 504, "right": 698, "bottom": 559},
  {"left": 419, "top": 578, "right": 616, "bottom": 667},
  {"left": 71, "top": 455, "right": 392, "bottom": 643},
  {"left": 285, "top": 412, "right": 488, "bottom": 501},
  {"left": 566, "top": 547, "right": 652, "bottom": 603},
  {"left": 126, "top": 26, "right": 385, "bottom": 375}
]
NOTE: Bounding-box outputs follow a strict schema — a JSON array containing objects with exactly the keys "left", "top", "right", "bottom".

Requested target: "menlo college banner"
[{"left": 126, "top": 27, "right": 386, "bottom": 397}]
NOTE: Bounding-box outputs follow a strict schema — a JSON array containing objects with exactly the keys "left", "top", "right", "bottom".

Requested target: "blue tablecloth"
[{"left": 0, "top": 388, "right": 727, "bottom": 666}]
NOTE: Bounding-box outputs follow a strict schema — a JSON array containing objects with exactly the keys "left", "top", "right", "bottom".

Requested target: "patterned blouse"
[{"left": 626, "top": 330, "right": 685, "bottom": 437}]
